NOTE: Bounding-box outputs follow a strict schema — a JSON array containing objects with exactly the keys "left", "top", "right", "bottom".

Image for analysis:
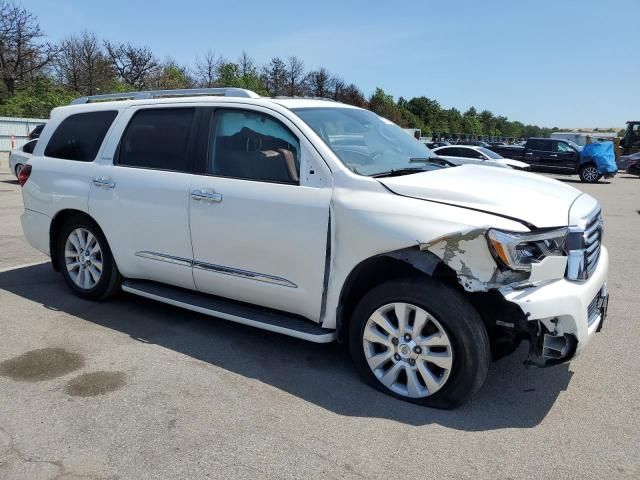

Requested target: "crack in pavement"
[{"left": 0, "top": 425, "right": 116, "bottom": 480}]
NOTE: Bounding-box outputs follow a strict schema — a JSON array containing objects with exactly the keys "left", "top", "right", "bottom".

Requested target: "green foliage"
[
  {"left": 0, "top": 77, "right": 74, "bottom": 118},
  {"left": 216, "top": 62, "right": 267, "bottom": 95}
]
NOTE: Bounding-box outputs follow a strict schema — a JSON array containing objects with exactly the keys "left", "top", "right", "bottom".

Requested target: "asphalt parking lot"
[{"left": 0, "top": 154, "right": 638, "bottom": 480}]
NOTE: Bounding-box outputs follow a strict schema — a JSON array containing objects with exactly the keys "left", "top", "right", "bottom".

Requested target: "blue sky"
[{"left": 25, "top": 0, "right": 639, "bottom": 128}]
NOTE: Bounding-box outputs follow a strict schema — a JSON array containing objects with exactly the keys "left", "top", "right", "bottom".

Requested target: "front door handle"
[
  {"left": 92, "top": 177, "right": 115, "bottom": 188},
  {"left": 191, "top": 190, "right": 222, "bottom": 203},
  {"left": 549, "top": 154, "right": 558, "bottom": 158}
]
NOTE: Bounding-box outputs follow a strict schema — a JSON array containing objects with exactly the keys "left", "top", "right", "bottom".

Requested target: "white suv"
[{"left": 19, "top": 88, "right": 609, "bottom": 408}]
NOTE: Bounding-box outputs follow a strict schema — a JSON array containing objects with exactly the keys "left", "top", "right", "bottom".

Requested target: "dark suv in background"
[{"left": 489, "top": 138, "right": 600, "bottom": 183}]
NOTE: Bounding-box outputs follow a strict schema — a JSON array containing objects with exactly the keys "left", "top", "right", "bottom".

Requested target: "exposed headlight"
[{"left": 486, "top": 228, "right": 568, "bottom": 271}]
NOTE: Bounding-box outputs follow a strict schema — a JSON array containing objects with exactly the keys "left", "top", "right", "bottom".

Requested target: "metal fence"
[{"left": 0, "top": 116, "right": 48, "bottom": 152}]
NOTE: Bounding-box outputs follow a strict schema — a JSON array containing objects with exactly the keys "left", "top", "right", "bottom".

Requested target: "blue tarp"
[{"left": 581, "top": 141, "right": 618, "bottom": 175}]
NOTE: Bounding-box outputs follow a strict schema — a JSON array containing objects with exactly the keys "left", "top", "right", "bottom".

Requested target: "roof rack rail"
[
  {"left": 70, "top": 87, "right": 260, "bottom": 105},
  {"left": 273, "top": 95, "right": 336, "bottom": 102}
]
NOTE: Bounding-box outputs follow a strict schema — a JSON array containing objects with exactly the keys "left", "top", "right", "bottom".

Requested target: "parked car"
[
  {"left": 426, "top": 141, "right": 450, "bottom": 149},
  {"left": 616, "top": 151, "right": 640, "bottom": 172},
  {"left": 9, "top": 139, "right": 37, "bottom": 177},
  {"left": 455, "top": 140, "right": 491, "bottom": 148},
  {"left": 489, "top": 138, "right": 601, "bottom": 183},
  {"left": 433, "top": 145, "right": 530, "bottom": 170},
  {"left": 18, "top": 88, "right": 609, "bottom": 409},
  {"left": 28, "top": 123, "right": 45, "bottom": 140}
]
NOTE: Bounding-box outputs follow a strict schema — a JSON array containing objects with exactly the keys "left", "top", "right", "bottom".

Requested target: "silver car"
[
  {"left": 9, "top": 139, "right": 36, "bottom": 177},
  {"left": 433, "top": 145, "right": 530, "bottom": 170}
]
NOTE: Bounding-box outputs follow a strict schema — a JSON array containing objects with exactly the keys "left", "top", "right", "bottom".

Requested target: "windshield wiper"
[
  {"left": 410, "top": 157, "right": 455, "bottom": 167},
  {"left": 371, "top": 167, "right": 426, "bottom": 178}
]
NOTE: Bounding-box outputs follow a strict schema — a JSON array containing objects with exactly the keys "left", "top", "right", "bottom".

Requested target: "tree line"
[{"left": 0, "top": 1, "right": 557, "bottom": 139}]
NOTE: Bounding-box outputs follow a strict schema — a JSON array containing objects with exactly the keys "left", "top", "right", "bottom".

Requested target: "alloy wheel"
[
  {"left": 583, "top": 166, "right": 599, "bottom": 182},
  {"left": 362, "top": 302, "right": 453, "bottom": 398},
  {"left": 64, "top": 228, "right": 103, "bottom": 290}
]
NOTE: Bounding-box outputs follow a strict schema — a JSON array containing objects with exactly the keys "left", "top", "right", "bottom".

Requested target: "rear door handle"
[
  {"left": 524, "top": 152, "right": 533, "bottom": 156},
  {"left": 92, "top": 177, "right": 115, "bottom": 188},
  {"left": 549, "top": 154, "right": 558, "bottom": 158},
  {"left": 191, "top": 190, "right": 222, "bottom": 203}
]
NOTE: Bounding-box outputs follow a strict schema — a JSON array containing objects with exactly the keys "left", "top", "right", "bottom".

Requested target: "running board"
[{"left": 121, "top": 280, "right": 336, "bottom": 343}]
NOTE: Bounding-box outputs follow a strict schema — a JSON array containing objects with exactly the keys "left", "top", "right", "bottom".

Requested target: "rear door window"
[
  {"left": 436, "top": 147, "right": 456, "bottom": 156},
  {"left": 458, "top": 148, "right": 481, "bottom": 158},
  {"left": 527, "top": 139, "right": 550, "bottom": 151},
  {"left": 44, "top": 111, "right": 118, "bottom": 161},
  {"left": 117, "top": 108, "right": 196, "bottom": 172}
]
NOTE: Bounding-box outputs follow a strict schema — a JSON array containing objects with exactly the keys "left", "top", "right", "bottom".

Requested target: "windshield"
[
  {"left": 477, "top": 147, "right": 503, "bottom": 159},
  {"left": 292, "top": 107, "right": 445, "bottom": 176}
]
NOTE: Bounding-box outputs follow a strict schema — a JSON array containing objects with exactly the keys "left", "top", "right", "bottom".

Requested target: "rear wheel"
[
  {"left": 349, "top": 277, "right": 490, "bottom": 409},
  {"left": 57, "top": 215, "right": 121, "bottom": 300},
  {"left": 14, "top": 163, "right": 23, "bottom": 178},
  {"left": 579, "top": 164, "right": 601, "bottom": 183}
]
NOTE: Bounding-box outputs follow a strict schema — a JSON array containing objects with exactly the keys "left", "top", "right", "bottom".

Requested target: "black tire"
[
  {"left": 14, "top": 163, "right": 23, "bottom": 178},
  {"left": 349, "top": 276, "right": 490, "bottom": 409},
  {"left": 57, "top": 214, "right": 121, "bottom": 301},
  {"left": 579, "top": 164, "right": 601, "bottom": 183}
]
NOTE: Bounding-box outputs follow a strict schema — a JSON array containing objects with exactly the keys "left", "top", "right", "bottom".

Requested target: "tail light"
[{"left": 18, "top": 164, "right": 32, "bottom": 187}]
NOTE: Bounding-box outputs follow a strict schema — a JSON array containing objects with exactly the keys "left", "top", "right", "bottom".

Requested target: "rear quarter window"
[
  {"left": 116, "top": 108, "right": 196, "bottom": 172},
  {"left": 44, "top": 111, "right": 118, "bottom": 162}
]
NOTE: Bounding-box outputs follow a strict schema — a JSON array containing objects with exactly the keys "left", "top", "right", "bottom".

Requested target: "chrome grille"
[
  {"left": 566, "top": 208, "right": 603, "bottom": 281},
  {"left": 584, "top": 210, "right": 602, "bottom": 275}
]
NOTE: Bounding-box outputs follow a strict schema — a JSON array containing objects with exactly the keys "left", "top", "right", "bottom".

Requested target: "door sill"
[{"left": 121, "top": 279, "right": 336, "bottom": 343}]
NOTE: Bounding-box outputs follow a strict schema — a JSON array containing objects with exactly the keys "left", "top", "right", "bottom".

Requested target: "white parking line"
[{"left": 0, "top": 260, "right": 49, "bottom": 273}]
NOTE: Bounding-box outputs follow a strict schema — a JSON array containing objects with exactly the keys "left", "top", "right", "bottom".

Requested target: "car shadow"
[
  {"left": 0, "top": 179, "right": 18, "bottom": 185},
  {"left": 554, "top": 177, "right": 611, "bottom": 185},
  {"left": 0, "top": 263, "right": 573, "bottom": 430}
]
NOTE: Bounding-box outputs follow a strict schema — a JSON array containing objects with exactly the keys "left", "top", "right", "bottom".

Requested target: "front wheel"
[
  {"left": 57, "top": 215, "right": 121, "bottom": 300},
  {"left": 14, "top": 163, "right": 23, "bottom": 178},
  {"left": 579, "top": 164, "right": 601, "bottom": 183},
  {"left": 349, "top": 277, "right": 490, "bottom": 409}
]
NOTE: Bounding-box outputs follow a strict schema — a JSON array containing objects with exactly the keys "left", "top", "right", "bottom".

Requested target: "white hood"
[{"left": 379, "top": 165, "right": 583, "bottom": 228}]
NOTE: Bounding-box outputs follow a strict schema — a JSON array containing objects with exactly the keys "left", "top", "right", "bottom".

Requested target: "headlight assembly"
[{"left": 486, "top": 227, "right": 568, "bottom": 271}]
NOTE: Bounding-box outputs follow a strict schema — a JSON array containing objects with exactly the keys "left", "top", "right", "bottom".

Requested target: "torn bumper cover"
[
  {"left": 421, "top": 229, "right": 609, "bottom": 365},
  {"left": 500, "top": 246, "right": 609, "bottom": 361}
]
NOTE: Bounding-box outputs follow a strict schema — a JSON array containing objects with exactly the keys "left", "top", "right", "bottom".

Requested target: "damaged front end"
[{"left": 418, "top": 227, "right": 580, "bottom": 366}]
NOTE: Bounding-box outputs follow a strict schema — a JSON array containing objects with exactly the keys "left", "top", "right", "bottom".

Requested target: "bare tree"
[
  {"left": 0, "top": 1, "right": 58, "bottom": 96},
  {"left": 304, "top": 67, "right": 333, "bottom": 98},
  {"left": 331, "top": 76, "right": 345, "bottom": 100},
  {"left": 261, "top": 57, "right": 287, "bottom": 96},
  {"left": 285, "top": 55, "right": 305, "bottom": 97},
  {"left": 56, "top": 32, "right": 113, "bottom": 95},
  {"left": 194, "top": 49, "right": 219, "bottom": 87},
  {"left": 104, "top": 41, "right": 158, "bottom": 89},
  {"left": 237, "top": 51, "right": 255, "bottom": 88},
  {"left": 78, "top": 32, "right": 113, "bottom": 95},
  {"left": 56, "top": 35, "right": 82, "bottom": 92},
  {"left": 337, "top": 83, "right": 367, "bottom": 107}
]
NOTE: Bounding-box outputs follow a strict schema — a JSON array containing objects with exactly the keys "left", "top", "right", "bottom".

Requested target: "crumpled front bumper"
[{"left": 500, "top": 246, "right": 609, "bottom": 361}]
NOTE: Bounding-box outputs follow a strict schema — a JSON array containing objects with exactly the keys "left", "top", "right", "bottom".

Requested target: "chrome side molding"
[
  {"left": 135, "top": 251, "right": 192, "bottom": 267},
  {"left": 193, "top": 261, "right": 297, "bottom": 288},
  {"left": 134, "top": 251, "right": 297, "bottom": 288}
]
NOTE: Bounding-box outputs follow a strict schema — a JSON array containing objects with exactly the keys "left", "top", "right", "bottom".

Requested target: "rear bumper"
[
  {"left": 500, "top": 246, "right": 609, "bottom": 358},
  {"left": 20, "top": 208, "right": 51, "bottom": 256}
]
